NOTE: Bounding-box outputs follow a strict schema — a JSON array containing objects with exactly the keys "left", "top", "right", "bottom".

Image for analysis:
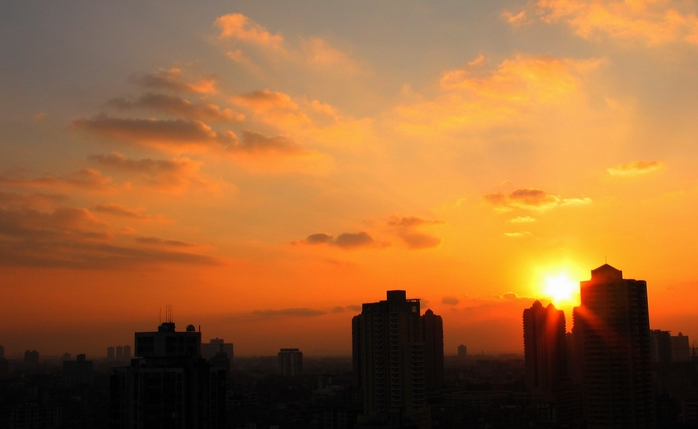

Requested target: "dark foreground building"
[
  {"left": 353, "top": 290, "right": 444, "bottom": 428},
  {"left": 110, "top": 322, "right": 226, "bottom": 429},
  {"left": 576, "top": 264, "right": 654, "bottom": 429}
]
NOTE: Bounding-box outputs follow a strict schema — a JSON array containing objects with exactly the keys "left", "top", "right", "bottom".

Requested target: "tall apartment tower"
[
  {"left": 523, "top": 301, "right": 570, "bottom": 424},
  {"left": 576, "top": 264, "right": 654, "bottom": 429},
  {"left": 110, "top": 322, "right": 226, "bottom": 429},
  {"left": 523, "top": 301, "right": 567, "bottom": 395},
  {"left": 352, "top": 290, "right": 428, "bottom": 427},
  {"left": 422, "top": 309, "right": 444, "bottom": 391}
]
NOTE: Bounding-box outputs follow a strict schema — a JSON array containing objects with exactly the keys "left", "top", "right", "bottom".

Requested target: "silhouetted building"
[
  {"left": 278, "top": 348, "right": 303, "bottom": 376},
  {"left": 576, "top": 264, "right": 654, "bottom": 429},
  {"left": 422, "top": 309, "right": 444, "bottom": 391},
  {"left": 353, "top": 290, "right": 428, "bottom": 428},
  {"left": 62, "top": 354, "right": 94, "bottom": 387},
  {"left": 201, "top": 338, "right": 233, "bottom": 361},
  {"left": 0, "top": 351, "right": 7, "bottom": 379},
  {"left": 134, "top": 322, "right": 201, "bottom": 358},
  {"left": 0, "top": 344, "right": 4, "bottom": 358},
  {"left": 107, "top": 346, "right": 115, "bottom": 360},
  {"left": 116, "top": 345, "right": 123, "bottom": 359},
  {"left": 650, "top": 329, "right": 672, "bottom": 364},
  {"left": 671, "top": 332, "right": 690, "bottom": 362},
  {"left": 457, "top": 344, "right": 467, "bottom": 359},
  {"left": 111, "top": 322, "right": 226, "bottom": 429},
  {"left": 24, "top": 350, "right": 39, "bottom": 367},
  {"left": 523, "top": 301, "right": 569, "bottom": 423},
  {"left": 123, "top": 345, "right": 131, "bottom": 359}
]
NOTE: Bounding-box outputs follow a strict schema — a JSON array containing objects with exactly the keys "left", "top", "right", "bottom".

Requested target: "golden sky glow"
[{"left": 2, "top": 1, "right": 698, "bottom": 357}]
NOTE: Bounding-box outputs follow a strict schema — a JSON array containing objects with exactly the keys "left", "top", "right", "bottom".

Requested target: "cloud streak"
[
  {"left": 608, "top": 160, "right": 665, "bottom": 176},
  {"left": 130, "top": 68, "right": 217, "bottom": 94},
  {"left": 484, "top": 188, "right": 592, "bottom": 211},
  {"left": 108, "top": 93, "right": 244, "bottom": 122},
  {"left": 293, "top": 231, "right": 388, "bottom": 250}
]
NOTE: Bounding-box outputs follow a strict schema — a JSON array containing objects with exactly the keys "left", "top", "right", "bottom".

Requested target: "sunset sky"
[{"left": 2, "top": 1, "right": 698, "bottom": 358}]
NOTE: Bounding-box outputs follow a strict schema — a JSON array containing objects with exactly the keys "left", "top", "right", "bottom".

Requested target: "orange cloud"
[
  {"left": 134, "top": 236, "right": 197, "bottom": 247},
  {"left": 229, "top": 130, "right": 307, "bottom": 155},
  {"left": 74, "top": 116, "right": 237, "bottom": 152},
  {"left": 484, "top": 187, "right": 592, "bottom": 211},
  {"left": 214, "top": 13, "right": 283, "bottom": 48},
  {"left": 387, "top": 216, "right": 444, "bottom": 250},
  {"left": 108, "top": 93, "right": 244, "bottom": 122},
  {"left": 522, "top": 0, "right": 698, "bottom": 46},
  {"left": 394, "top": 54, "right": 602, "bottom": 134},
  {"left": 439, "top": 54, "right": 601, "bottom": 102},
  {"left": 0, "top": 169, "right": 115, "bottom": 191},
  {"left": 293, "top": 231, "right": 389, "bottom": 250},
  {"left": 92, "top": 203, "right": 165, "bottom": 221},
  {"left": 89, "top": 152, "right": 211, "bottom": 192},
  {"left": 0, "top": 199, "right": 219, "bottom": 269},
  {"left": 130, "top": 68, "right": 217, "bottom": 94},
  {"left": 607, "top": 160, "right": 665, "bottom": 176}
]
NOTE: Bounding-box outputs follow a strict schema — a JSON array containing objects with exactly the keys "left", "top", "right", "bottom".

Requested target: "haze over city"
[{"left": 2, "top": 1, "right": 698, "bottom": 358}]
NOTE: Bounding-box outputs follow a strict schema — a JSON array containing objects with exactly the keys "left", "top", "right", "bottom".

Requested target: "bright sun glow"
[{"left": 544, "top": 273, "right": 578, "bottom": 305}]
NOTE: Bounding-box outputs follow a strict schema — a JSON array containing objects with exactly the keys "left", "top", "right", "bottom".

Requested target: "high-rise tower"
[
  {"left": 576, "top": 264, "right": 654, "bottom": 429},
  {"left": 422, "top": 309, "right": 444, "bottom": 391},
  {"left": 352, "top": 290, "right": 428, "bottom": 427},
  {"left": 523, "top": 301, "right": 570, "bottom": 424},
  {"left": 523, "top": 301, "right": 567, "bottom": 395}
]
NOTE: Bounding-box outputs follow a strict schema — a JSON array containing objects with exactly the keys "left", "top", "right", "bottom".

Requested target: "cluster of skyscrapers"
[{"left": 523, "top": 264, "right": 692, "bottom": 428}]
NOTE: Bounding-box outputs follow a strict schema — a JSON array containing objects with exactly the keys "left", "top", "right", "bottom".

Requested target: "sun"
[{"left": 544, "top": 273, "right": 578, "bottom": 305}]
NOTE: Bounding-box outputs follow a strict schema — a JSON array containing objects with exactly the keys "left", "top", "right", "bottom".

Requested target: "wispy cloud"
[
  {"left": 215, "top": 13, "right": 284, "bottom": 48},
  {"left": 484, "top": 188, "right": 592, "bottom": 211},
  {"left": 0, "top": 169, "right": 115, "bottom": 192},
  {"left": 89, "top": 153, "right": 210, "bottom": 192},
  {"left": 74, "top": 116, "right": 237, "bottom": 152},
  {"left": 0, "top": 203, "right": 218, "bottom": 269},
  {"left": 130, "top": 68, "right": 217, "bottom": 94},
  {"left": 92, "top": 203, "right": 165, "bottom": 221},
  {"left": 387, "top": 215, "right": 444, "bottom": 250},
  {"left": 608, "top": 160, "right": 665, "bottom": 176},
  {"left": 292, "top": 231, "right": 389, "bottom": 250},
  {"left": 108, "top": 93, "right": 244, "bottom": 122},
  {"left": 509, "top": 0, "right": 698, "bottom": 46}
]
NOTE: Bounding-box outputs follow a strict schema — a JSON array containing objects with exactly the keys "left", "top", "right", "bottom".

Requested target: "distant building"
[
  {"left": 422, "top": 309, "right": 444, "bottom": 391},
  {"left": 116, "top": 345, "right": 123, "bottom": 359},
  {"left": 107, "top": 346, "right": 115, "bottom": 360},
  {"left": 202, "top": 338, "right": 233, "bottom": 372},
  {"left": 111, "top": 322, "right": 226, "bottom": 429},
  {"left": 671, "top": 332, "right": 690, "bottom": 362},
  {"left": 576, "top": 264, "right": 654, "bottom": 429},
  {"left": 278, "top": 348, "right": 303, "bottom": 376},
  {"left": 201, "top": 338, "right": 234, "bottom": 361},
  {"left": 353, "top": 290, "right": 428, "bottom": 428},
  {"left": 24, "top": 350, "right": 39, "bottom": 366},
  {"left": 650, "top": 330, "right": 672, "bottom": 364},
  {"left": 457, "top": 345, "right": 467, "bottom": 359},
  {"left": 0, "top": 345, "right": 8, "bottom": 379},
  {"left": 62, "top": 354, "right": 94, "bottom": 387}
]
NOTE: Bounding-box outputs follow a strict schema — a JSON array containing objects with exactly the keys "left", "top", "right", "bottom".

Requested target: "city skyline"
[{"left": 3, "top": 2, "right": 698, "bottom": 357}]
